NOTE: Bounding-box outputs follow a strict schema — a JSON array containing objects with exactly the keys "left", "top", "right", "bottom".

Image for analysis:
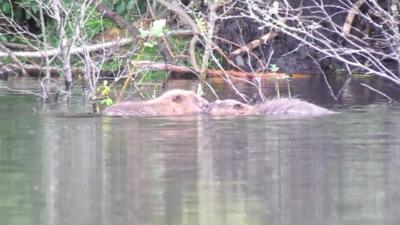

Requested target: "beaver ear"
[
  {"left": 233, "top": 104, "right": 243, "bottom": 110},
  {"left": 172, "top": 95, "right": 183, "bottom": 103}
]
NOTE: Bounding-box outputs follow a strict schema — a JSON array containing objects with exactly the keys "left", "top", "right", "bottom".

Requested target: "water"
[{"left": 1, "top": 78, "right": 400, "bottom": 225}]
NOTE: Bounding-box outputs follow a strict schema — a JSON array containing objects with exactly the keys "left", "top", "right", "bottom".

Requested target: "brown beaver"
[
  {"left": 209, "top": 99, "right": 255, "bottom": 116},
  {"left": 255, "top": 98, "right": 336, "bottom": 116},
  {"left": 103, "top": 89, "right": 210, "bottom": 117},
  {"left": 209, "top": 98, "right": 335, "bottom": 117}
]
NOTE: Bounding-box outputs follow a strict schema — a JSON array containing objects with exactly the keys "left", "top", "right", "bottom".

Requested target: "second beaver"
[
  {"left": 209, "top": 98, "right": 335, "bottom": 117},
  {"left": 103, "top": 89, "right": 210, "bottom": 117},
  {"left": 209, "top": 99, "right": 255, "bottom": 116}
]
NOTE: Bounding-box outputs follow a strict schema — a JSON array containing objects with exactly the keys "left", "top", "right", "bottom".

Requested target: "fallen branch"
[
  {"left": 131, "top": 61, "right": 309, "bottom": 79},
  {"left": 0, "top": 63, "right": 117, "bottom": 78},
  {"left": 0, "top": 37, "right": 134, "bottom": 58},
  {"left": 342, "top": 0, "right": 366, "bottom": 37},
  {"left": 0, "top": 29, "right": 195, "bottom": 59},
  {"left": 0, "top": 43, "right": 28, "bottom": 76},
  {"left": 91, "top": 0, "right": 133, "bottom": 30},
  {"left": 0, "top": 63, "right": 80, "bottom": 76},
  {"left": 1, "top": 60, "right": 311, "bottom": 80},
  {"left": 230, "top": 31, "right": 278, "bottom": 57},
  {"left": 1, "top": 43, "right": 34, "bottom": 51}
]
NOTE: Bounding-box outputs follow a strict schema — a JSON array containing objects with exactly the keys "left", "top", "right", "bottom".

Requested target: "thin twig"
[{"left": 360, "top": 83, "right": 394, "bottom": 102}]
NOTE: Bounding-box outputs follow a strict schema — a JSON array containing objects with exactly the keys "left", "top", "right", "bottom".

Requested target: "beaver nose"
[
  {"left": 211, "top": 100, "right": 227, "bottom": 109},
  {"left": 214, "top": 100, "right": 222, "bottom": 104},
  {"left": 202, "top": 102, "right": 212, "bottom": 113},
  {"left": 197, "top": 97, "right": 211, "bottom": 113}
]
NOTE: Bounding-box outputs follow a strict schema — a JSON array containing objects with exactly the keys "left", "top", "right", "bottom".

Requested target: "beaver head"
[
  {"left": 103, "top": 89, "right": 210, "bottom": 117},
  {"left": 209, "top": 99, "right": 256, "bottom": 116},
  {"left": 152, "top": 89, "right": 211, "bottom": 116}
]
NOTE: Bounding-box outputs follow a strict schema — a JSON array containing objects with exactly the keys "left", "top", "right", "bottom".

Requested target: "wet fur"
[
  {"left": 210, "top": 98, "right": 335, "bottom": 117},
  {"left": 255, "top": 98, "right": 335, "bottom": 116},
  {"left": 103, "top": 89, "right": 210, "bottom": 117},
  {"left": 209, "top": 99, "right": 255, "bottom": 116}
]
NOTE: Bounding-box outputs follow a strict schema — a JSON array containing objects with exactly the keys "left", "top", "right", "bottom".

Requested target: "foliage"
[
  {"left": 101, "top": 97, "right": 113, "bottom": 106},
  {"left": 138, "top": 71, "right": 168, "bottom": 81},
  {"left": 0, "top": 0, "right": 143, "bottom": 43},
  {"left": 133, "top": 41, "right": 163, "bottom": 61},
  {"left": 0, "top": 0, "right": 147, "bottom": 23},
  {"left": 269, "top": 64, "right": 279, "bottom": 73},
  {"left": 269, "top": 64, "right": 293, "bottom": 98},
  {"left": 100, "top": 58, "right": 123, "bottom": 71},
  {"left": 0, "top": 0, "right": 12, "bottom": 15},
  {"left": 139, "top": 19, "right": 167, "bottom": 47},
  {"left": 0, "top": 0, "right": 40, "bottom": 22},
  {"left": 196, "top": 17, "right": 207, "bottom": 33},
  {"left": 97, "top": 80, "right": 113, "bottom": 105},
  {"left": 84, "top": 16, "right": 114, "bottom": 40},
  {"left": 102, "top": 0, "right": 146, "bottom": 20}
]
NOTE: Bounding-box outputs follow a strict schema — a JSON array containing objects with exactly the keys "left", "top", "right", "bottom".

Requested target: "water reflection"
[
  {"left": 1, "top": 78, "right": 400, "bottom": 225},
  {"left": 0, "top": 95, "right": 42, "bottom": 225},
  {"left": 2, "top": 108, "right": 399, "bottom": 225}
]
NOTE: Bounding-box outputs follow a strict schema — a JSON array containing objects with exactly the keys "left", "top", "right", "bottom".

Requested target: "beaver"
[
  {"left": 103, "top": 89, "right": 210, "bottom": 117},
  {"left": 209, "top": 99, "right": 255, "bottom": 116},
  {"left": 209, "top": 98, "right": 335, "bottom": 117},
  {"left": 256, "top": 98, "right": 335, "bottom": 116}
]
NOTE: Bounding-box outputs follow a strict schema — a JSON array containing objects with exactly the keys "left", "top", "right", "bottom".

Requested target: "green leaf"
[
  {"left": 101, "top": 86, "right": 111, "bottom": 96},
  {"left": 144, "top": 42, "right": 155, "bottom": 48},
  {"left": 14, "top": 8, "right": 22, "bottom": 20},
  {"left": 115, "top": 1, "right": 126, "bottom": 14},
  {"left": 101, "top": 98, "right": 113, "bottom": 106},
  {"left": 31, "top": 5, "right": 39, "bottom": 14},
  {"left": 2, "top": 2, "right": 11, "bottom": 14},
  {"left": 139, "top": 28, "right": 150, "bottom": 38},
  {"left": 150, "top": 19, "right": 166, "bottom": 37},
  {"left": 127, "top": 0, "right": 135, "bottom": 9},
  {"left": 269, "top": 64, "right": 280, "bottom": 72}
]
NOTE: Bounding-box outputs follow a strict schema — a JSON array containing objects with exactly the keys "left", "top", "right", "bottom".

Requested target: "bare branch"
[
  {"left": 154, "top": 0, "right": 201, "bottom": 71},
  {"left": 0, "top": 37, "right": 134, "bottom": 58},
  {"left": 0, "top": 43, "right": 28, "bottom": 76},
  {"left": 131, "top": 60, "right": 299, "bottom": 79},
  {"left": 91, "top": 0, "right": 132, "bottom": 29},
  {"left": 230, "top": 31, "right": 278, "bottom": 57},
  {"left": 342, "top": 0, "right": 366, "bottom": 37}
]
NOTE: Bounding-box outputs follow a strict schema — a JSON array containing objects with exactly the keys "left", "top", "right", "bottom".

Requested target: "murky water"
[{"left": 1, "top": 77, "right": 400, "bottom": 225}]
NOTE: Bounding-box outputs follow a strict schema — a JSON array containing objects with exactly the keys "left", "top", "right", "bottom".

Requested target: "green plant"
[
  {"left": 196, "top": 17, "right": 207, "bottom": 33},
  {"left": 139, "top": 19, "right": 167, "bottom": 47},
  {"left": 97, "top": 80, "right": 113, "bottom": 105},
  {"left": 108, "top": 0, "right": 146, "bottom": 20},
  {"left": 269, "top": 64, "right": 279, "bottom": 73},
  {"left": 99, "top": 58, "right": 121, "bottom": 71},
  {"left": 84, "top": 16, "right": 113, "bottom": 39},
  {"left": 0, "top": 0, "right": 40, "bottom": 20},
  {"left": 0, "top": 0, "right": 12, "bottom": 15},
  {"left": 269, "top": 64, "right": 292, "bottom": 98},
  {"left": 137, "top": 71, "right": 167, "bottom": 82},
  {"left": 269, "top": 64, "right": 281, "bottom": 98},
  {"left": 0, "top": 0, "right": 41, "bottom": 43}
]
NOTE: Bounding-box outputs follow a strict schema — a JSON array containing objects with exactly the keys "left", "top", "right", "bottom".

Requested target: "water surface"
[{"left": 1, "top": 78, "right": 400, "bottom": 225}]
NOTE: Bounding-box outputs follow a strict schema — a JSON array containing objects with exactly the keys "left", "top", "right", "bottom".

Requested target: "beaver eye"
[
  {"left": 172, "top": 95, "right": 183, "bottom": 103},
  {"left": 233, "top": 104, "right": 243, "bottom": 110}
]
